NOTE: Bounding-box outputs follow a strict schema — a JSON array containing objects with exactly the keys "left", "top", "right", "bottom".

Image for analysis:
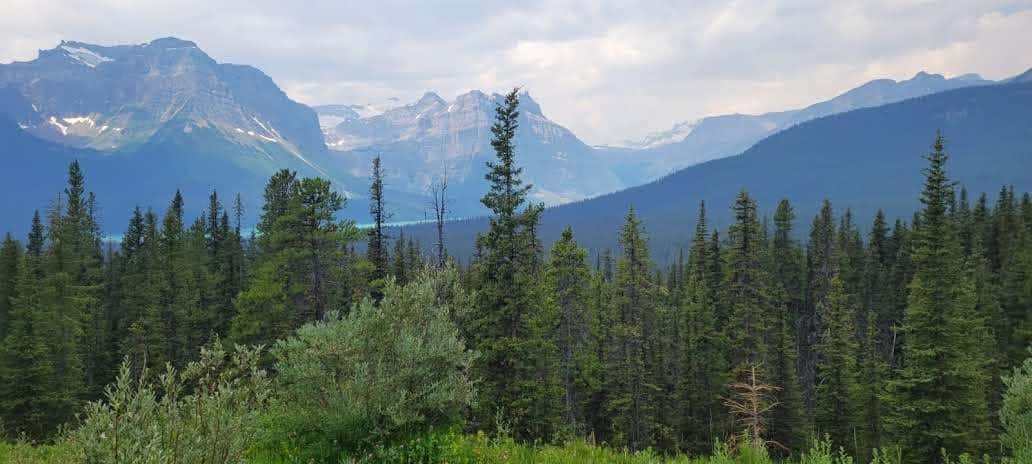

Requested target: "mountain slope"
[
  {"left": 0, "top": 38, "right": 356, "bottom": 231},
  {"left": 413, "top": 81, "right": 1032, "bottom": 264},
  {"left": 606, "top": 72, "right": 994, "bottom": 185},
  {"left": 323, "top": 90, "right": 624, "bottom": 217}
]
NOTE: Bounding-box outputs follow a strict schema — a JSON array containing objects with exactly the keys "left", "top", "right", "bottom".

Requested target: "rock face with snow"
[
  {"left": 0, "top": 38, "right": 331, "bottom": 174},
  {"left": 0, "top": 38, "right": 351, "bottom": 230},
  {"left": 323, "top": 90, "right": 624, "bottom": 215}
]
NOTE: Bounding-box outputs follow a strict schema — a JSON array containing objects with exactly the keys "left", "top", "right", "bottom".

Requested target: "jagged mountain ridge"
[
  {"left": 319, "top": 89, "right": 624, "bottom": 215},
  {"left": 402, "top": 80, "right": 1032, "bottom": 264},
  {"left": 0, "top": 37, "right": 357, "bottom": 231}
]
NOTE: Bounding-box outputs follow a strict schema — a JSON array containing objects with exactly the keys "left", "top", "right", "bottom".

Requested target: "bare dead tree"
[
  {"left": 429, "top": 169, "right": 450, "bottom": 268},
  {"left": 723, "top": 365, "right": 786, "bottom": 452}
]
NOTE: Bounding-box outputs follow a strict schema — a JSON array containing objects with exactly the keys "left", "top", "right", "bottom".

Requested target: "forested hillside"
[{"left": 1, "top": 90, "right": 1031, "bottom": 464}]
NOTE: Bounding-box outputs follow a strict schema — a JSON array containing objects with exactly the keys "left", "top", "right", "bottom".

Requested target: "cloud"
[{"left": 1, "top": 0, "right": 1030, "bottom": 145}]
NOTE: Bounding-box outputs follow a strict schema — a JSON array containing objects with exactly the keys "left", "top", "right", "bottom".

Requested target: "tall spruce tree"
[
  {"left": 468, "top": 88, "right": 557, "bottom": 438},
  {"left": 607, "top": 208, "right": 658, "bottom": 450},
  {"left": 801, "top": 199, "right": 837, "bottom": 409},
  {"left": 767, "top": 199, "right": 807, "bottom": 452},
  {"left": 367, "top": 155, "right": 390, "bottom": 280},
  {"left": 888, "top": 133, "right": 992, "bottom": 462},
  {"left": 725, "top": 190, "right": 773, "bottom": 377},
  {"left": 677, "top": 201, "right": 729, "bottom": 453},
  {"left": 0, "top": 233, "right": 20, "bottom": 337},
  {"left": 814, "top": 276, "right": 860, "bottom": 452},
  {"left": 546, "top": 227, "right": 592, "bottom": 435}
]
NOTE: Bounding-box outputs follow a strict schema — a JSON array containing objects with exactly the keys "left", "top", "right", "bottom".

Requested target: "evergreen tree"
[
  {"left": 802, "top": 199, "right": 836, "bottom": 409},
  {"left": 677, "top": 201, "right": 728, "bottom": 453},
  {"left": 766, "top": 199, "right": 807, "bottom": 452},
  {"left": 814, "top": 276, "right": 860, "bottom": 452},
  {"left": 607, "top": 208, "right": 658, "bottom": 450},
  {"left": 888, "top": 133, "right": 992, "bottom": 462},
  {"left": 725, "top": 190, "right": 773, "bottom": 377},
  {"left": 0, "top": 233, "right": 21, "bottom": 337},
  {"left": 367, "top": 155, "right": 390, "bottom": 280},
  {"left": 467, "top": 88, "right": 556, "bottom": 438},
  {"left": 232, "top": 175, "right": 354, "bottom": 347},
  {"left": 856, "top": 309, "right": 887, "bottom": 459},
  {"left": 545, "top": 227, "right": 592, "bottom": 435}
]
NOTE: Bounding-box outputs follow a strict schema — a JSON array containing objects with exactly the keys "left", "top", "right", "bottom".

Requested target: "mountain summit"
[
  {"left": 320, "top": 89, "right": 623, "bottom": 216},
  {"left": 0, "top": 37, "right": 345, "bottom": 230}
]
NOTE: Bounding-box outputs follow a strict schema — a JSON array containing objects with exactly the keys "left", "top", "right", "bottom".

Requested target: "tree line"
[{"left": 1, "top": 89, "right": 1030, "bottom": 463}]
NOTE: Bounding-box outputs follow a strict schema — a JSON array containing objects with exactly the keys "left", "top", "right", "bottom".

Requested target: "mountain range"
[
  {"left": 0, "top": 37, "right": 1027, "bottom": 239},
  {"left": 408, "top": 79, "right": 1032, "bottom": 263},
  {"left": 598, "top": 71, "right": 993, "bottom": 185}
]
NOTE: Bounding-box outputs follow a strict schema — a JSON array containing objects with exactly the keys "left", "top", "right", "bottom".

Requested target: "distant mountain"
[
  {"left": 607, "top": 71, "right": 995, "bottom": 185},
  {"left": 322, "top": 90, "right": 624, "bottom": 217},
  {"left": 407, "top": 80, "right": 1032, "bottom": 264},
  {"left": 0, "top": 37, "right": 353, "bottom": 232}
]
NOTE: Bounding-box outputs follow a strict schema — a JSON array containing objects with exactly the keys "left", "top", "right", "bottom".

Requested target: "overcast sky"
[{"left": 2, "top": 0, "right": 1031, "bottom": 145}]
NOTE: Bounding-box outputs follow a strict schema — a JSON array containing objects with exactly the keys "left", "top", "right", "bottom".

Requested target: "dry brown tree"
[{"left": 723, "top": 365, "right": 787, "bottom": 452}]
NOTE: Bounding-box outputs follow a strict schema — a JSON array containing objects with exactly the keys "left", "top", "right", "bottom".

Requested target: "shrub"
[
  {"left": 74, "top": 341, "right": 270, "bottom": 464},
  {"left": 1001, "top": 348, "right": 1032, "bottom": 463},
  {"left": 259, "top": 269, "right": 477, "bottom": 462}
]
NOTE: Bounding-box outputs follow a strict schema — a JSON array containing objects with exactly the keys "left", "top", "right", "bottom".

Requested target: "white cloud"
[{"left": 1, "top": 0, "right": 1030, "bottom": 145}]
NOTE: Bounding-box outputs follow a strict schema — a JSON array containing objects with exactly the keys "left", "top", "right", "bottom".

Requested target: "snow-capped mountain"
[
  {"left": 608, "top": 71, "right": 994, "bottom": 185},
  {"left": 323, "top": 89, "right": 624, "bottom": 215},
  {"left": 0, "top": 37, "right": 353, "bottom": 230},
  {"left": 0, "top": 38, "right": 329, "bottom": 169}
]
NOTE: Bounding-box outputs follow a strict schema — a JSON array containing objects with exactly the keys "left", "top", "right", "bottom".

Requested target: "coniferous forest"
[{"left": 2, "top": 89, "right": 1032, "bottom": 464}]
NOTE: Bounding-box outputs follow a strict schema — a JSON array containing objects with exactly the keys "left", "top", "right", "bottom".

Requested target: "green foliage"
[
  {"left": 231, "top": 172, "right": 359, "bottom": 347},
  {"left": 546, "top": 227, "right": 594, "bottom": 436},
  {"left": 468, "top": 88, "right": 557, "bottom": 439},
  {"left": 814, "top": 276, "right": 860, "bottom": 452},
  {"left": 74, "top": 340, "right": 270, "bottom": 464},
  {"left": 1000, "top": 349, "right": 1032, "bottom": 463},
  {"left": 259, "top": 269, "right": 476, "bottom": 463},
  {"left": 888, "top": 133, "right": 993, "bottom": 462}
]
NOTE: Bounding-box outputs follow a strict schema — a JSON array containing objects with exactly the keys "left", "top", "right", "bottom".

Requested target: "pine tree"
[
  {"left": 725, "top": 190, "right": 773, "bottom": 377},
  {"left": 545, "top": 227, "right": 592, "bottom": 435},
  {"left": 585, "top": 254, "right": 617, "bottom": 442},
  {"left": 467, "top": 88, "right": 556, "bottom": 438},
  {"left": 766, "top": 199, "right": 807, "bottom": 452},
  {"left": 607, "top": 208, "right": 658, "bottom": 450},
  {"left": 367, "top": 155, "right": 390, "bottom": 280},
  {"left": 0, "top": 233, "right": 21, "bottom": 337},
  {"left": 814, "top": 276, "right": 860, "bottom": 452},
  {"left": 802, "top": 199, "right": 836, "bottom": 409},
  {"left": 232, "top": 176, "right": 353, "bottom": 347},
  {"left": 677, "top": 201, "right": 729, "bottom": 453},
  {"left": 856, "top": 309, "right": 887, "bottom": 459},
  {"left": 0, "top": 247, "right": 54, "bottom": 439},
  {"left": 888, "top": 133, "right": 993, "bottom": 462}
]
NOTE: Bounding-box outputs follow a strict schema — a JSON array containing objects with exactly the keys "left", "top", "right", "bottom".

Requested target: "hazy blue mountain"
[
  {"left": 406, "top": 80, "right": 1032, "bottom": 264},
  {"left": 605, "top": 71, "right": 995, "bottom": 185},
  {"left": 322, "top": 89, "right": 625, "bottom": 217},
  {"left": 0, "top": 37, "right": 358, "bottom": 232}
]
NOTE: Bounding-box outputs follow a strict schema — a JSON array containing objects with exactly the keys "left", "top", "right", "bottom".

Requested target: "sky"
[{"left": 2, "top": 0, "right": 1031, "bottom": 146}]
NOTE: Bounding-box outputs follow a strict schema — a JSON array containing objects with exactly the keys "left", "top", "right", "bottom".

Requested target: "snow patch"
[
  {"left": 31, "top": 104, "right": 38, "bottom": 112},
  {"left": 48, "top": 117, "right": 68, "bottom": 135},
  {"left": 627, "top": 120, "right": 698, "bottom": 149},
  {"left": 18, "top": 123, "right": 29, "bottom": 130},
  {"left": 62, "top": 116, "right": 95, "bottom": 127},
  {"left": 60, "top": 45, "right": 113, "bottom": 68}
]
